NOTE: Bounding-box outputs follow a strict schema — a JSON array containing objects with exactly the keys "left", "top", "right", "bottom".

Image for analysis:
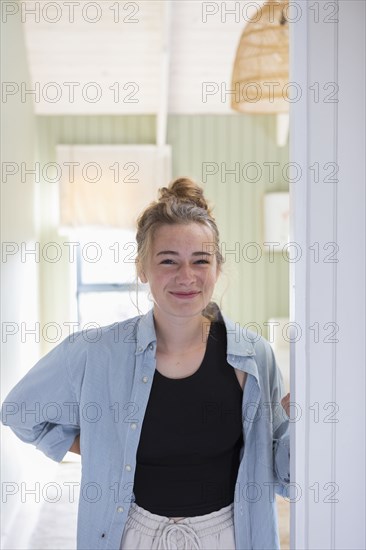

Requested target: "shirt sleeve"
[
  {"left": 266, "top": 342, "right": 290, "bottom": 496},
  {"left": 0, "top": 335, "right": 82, "bottom": 463}
]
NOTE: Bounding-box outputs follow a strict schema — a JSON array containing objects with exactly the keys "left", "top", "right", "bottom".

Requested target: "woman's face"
[{"left": 138, "top": 222, "right": 220, "bottom": 321}]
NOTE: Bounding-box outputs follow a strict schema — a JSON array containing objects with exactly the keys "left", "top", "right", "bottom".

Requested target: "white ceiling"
[{"left": 22, "top": 0, "right": 264, "bottom": 115}]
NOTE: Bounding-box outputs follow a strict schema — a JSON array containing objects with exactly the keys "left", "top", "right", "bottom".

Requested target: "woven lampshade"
[{"left": 231, "top": 0, "right": 289, "bottom": 114}]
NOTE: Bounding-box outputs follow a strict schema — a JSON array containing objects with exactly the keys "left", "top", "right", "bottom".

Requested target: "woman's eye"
[{"left": 160, "top": 259, "right": 209, "bottom": 265}]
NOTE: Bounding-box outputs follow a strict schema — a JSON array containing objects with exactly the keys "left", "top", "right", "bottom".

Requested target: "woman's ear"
[
  {"left": 136, "top": 260, "right": 148, "bottom": 284},
  {"left": 215, "top": 261, "right": 221, "bottom": 283}
]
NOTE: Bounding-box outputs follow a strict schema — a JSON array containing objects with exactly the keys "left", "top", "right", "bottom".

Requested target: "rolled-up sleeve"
[
  {"left": 266, "top": 343, "right": 290, "bottom": 495},
  {"left": 0, "top": 336, "right": 81, "bottom": 463}
]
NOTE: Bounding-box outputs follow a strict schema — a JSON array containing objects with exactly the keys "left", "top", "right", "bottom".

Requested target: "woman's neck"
[{"left": 153, "top": 309, "right": 211, "bottom": 355}]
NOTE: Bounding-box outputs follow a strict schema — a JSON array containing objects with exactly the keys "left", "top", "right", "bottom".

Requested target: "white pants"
[{"left": 119, "top": 501, "right": 236, "bottom": 550}]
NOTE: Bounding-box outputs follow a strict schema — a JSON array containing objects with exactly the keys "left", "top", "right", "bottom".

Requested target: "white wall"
[
  {"left": 290, "top": 1, "right": 365, "bottom": 548},
  {"left": 0, "top": 10, "right": 59, "bottom": 547}
]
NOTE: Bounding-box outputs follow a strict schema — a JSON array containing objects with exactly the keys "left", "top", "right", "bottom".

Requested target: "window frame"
[{"left": 75, "top": 237, "right": 144, "bottom": 326}]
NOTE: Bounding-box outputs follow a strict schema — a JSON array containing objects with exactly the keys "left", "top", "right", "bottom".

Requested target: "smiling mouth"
[{"left": 169, "top": 291, "right": 200, "bottom": 298}]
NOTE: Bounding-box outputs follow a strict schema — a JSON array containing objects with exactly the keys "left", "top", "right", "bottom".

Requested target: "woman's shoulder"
[
  {"left": 54, "top": 312, "right": 144, "bottom": 360},
  {"left": 220, "top": 309, "right": 276, "bottom": 370},
  {"left": 219, "top": 308, "right": 268, "bottom": 352}
]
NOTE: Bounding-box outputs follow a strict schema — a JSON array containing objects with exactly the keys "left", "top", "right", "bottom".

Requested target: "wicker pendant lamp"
[{"left": 231, "top": 0, "right": 289, "bottom": 116}]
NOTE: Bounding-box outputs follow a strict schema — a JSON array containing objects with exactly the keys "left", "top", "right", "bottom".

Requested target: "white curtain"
[{"left": 57, "top": 145, "right": 172, "bottom": 230}]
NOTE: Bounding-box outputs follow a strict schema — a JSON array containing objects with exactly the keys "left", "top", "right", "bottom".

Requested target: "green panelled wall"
[
  {"left": 167, "top": 115, "right": 289, "bottom": 334},
  {"left": 37, "top": 114, "right": 289, "bottom": 338}
]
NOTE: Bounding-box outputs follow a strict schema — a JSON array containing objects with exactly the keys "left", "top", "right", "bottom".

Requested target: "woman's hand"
[
  {"left": 69, "top": 433, "right": 81, "bottom": 455},
  {"left": 281, "top": 393, "right": 290, "bottom": 417}
]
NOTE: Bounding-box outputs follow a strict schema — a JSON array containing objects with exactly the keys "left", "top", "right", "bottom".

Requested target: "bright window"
[{"left": 75, "top": 228, "right": 151, "bottom": 327}]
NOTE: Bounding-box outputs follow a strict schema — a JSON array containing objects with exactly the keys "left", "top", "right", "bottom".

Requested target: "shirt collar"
[{"left": 135, "top": 304, "right": 256, "bottom": 359}]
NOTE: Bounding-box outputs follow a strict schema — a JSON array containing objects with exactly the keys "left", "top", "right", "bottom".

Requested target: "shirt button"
[
  {"left": 130, "top": 423, "right": 137, "bottom": 430},
  {"left": 117, "top": 506, "right": 124, "bottom": 513},
  {"left": 142, "top": 376, "right": 148, "bottom": 383},
  {"left": 247, "top": 349, "right": 254, "bottom": 355},
  {"left": 138, "top": 346, "right": 143, "bottom": 352},
  {"left": 125, "top": 464, "right": 132, "bottom": 471}
]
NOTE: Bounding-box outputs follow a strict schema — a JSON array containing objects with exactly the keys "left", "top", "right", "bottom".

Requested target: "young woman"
[{"left": 1, "top": 177, "right": 290, "bottom": 550}]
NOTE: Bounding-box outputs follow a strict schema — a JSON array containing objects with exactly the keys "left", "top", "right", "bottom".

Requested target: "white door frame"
[{"left": 289, "top": 1, "right": 365, "bottom": 548}]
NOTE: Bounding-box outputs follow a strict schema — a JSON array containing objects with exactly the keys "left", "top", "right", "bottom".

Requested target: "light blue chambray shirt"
[{"left": 1, "top": 304, "right": 290, "bottom": 550}]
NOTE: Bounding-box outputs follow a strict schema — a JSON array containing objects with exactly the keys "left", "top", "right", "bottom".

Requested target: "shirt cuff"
[
  {"left": 274, "top": 433, "right": 290, "bottom": 485},
  {"left": 35, "top": 424, "right": 80, "bottom": 463}
]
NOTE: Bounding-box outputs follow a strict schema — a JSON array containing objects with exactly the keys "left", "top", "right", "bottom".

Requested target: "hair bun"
[{"left": 158, "top": 177, "right": 210, "bottom": 213}]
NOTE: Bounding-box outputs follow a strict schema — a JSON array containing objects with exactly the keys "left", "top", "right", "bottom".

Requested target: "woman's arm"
[
  {"left": 281, "top": 392, "right": 290, "bottom": 417},
  {"left": 0, "top": 335, "right": 81, "bottom": 462},
  {"left": 265, "top": 342, "right": 291, "bottom": 494},
  {"left": 69, "top": 433, "right": 81, "bottom": 455}
]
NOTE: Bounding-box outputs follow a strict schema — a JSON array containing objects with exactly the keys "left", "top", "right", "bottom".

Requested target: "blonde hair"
[{"left": 135, "top": 177, "right": 225, "bottom": 321}]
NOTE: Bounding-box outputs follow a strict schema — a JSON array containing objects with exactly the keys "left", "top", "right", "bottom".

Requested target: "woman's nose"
[{"left": 175, "top": 264, "right": 195, "bottom": 283}]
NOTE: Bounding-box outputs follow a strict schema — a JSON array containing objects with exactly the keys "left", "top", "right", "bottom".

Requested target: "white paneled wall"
[{"left": 290, "top": 1, "right": 366, "bottom": 548}]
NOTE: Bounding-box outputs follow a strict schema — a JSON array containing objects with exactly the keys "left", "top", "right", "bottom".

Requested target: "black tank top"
[{"left": 133, "top": 313, "right": 244, "bottom": 517}]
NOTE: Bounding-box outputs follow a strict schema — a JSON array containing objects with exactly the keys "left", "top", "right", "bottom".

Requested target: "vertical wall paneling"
[{"left": 291, "top": 1, "right": 366, "bottom": 548}]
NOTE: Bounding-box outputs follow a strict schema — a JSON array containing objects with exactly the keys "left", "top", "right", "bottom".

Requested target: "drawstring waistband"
[
  {"left": 157, "top": 522, "right": 202, "bottom": 550},
  {"left": 123, "top": 501, "right": 234, "bottom": 550}
]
